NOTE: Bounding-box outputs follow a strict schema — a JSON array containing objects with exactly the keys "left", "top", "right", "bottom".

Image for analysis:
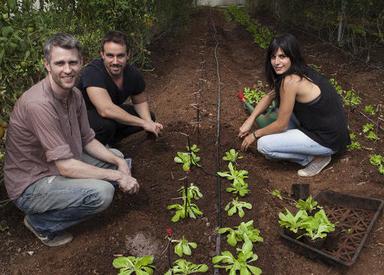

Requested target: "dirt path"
[{"left": 1, "top": 8, "right": 383, "bottom": 275}]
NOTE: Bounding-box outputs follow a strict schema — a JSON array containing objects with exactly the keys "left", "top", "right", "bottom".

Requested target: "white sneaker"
[{"left": 298, "top": 156, "right": 332, "bottom": 177}]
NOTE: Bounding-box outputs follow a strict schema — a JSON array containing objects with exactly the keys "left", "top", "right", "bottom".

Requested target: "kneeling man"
[
  {"left": 77, "top": 30, "right": 163, "bottom": 145},
  {"left": 4, "top": 33, "right": 139, "bottom": 247}
]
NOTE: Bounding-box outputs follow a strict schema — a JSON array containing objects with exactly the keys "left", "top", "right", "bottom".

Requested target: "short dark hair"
[
  {"left": 265, "top": 33, "right": 306, "bottom": 88},
  {"left": 101, "top": 31, "right": 129, "bottom": 52},
  {"left": 44, "top": 33, "right": 82, "bottom": 62}
]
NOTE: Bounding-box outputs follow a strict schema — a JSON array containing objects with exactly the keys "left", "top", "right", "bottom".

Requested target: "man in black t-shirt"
[{"left": 77, "top": 31, "right": 163, "bottom": 145}]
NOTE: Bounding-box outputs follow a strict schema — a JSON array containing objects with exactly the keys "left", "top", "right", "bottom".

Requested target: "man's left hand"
[{"left": 143, "top": 120, "right": 163, "bottom": 137}]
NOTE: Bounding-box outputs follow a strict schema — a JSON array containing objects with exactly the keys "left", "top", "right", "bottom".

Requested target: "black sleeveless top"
[{"left": 275, "top": 67, "right": 350, "bottom": 153}]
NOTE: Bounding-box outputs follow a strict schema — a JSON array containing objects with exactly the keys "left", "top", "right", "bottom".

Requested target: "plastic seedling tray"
[{"left": 280, "top": 190, "right": 384, "bottom": 266}]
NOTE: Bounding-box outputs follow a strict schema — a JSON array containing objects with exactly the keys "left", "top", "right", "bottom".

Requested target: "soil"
[{"left": 1, "top": 8, "right": 384, "bottom": 275}]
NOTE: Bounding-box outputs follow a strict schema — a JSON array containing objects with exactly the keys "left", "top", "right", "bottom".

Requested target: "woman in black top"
[{"left": 238, "top": 33, "right": 350, "bottom": 177}]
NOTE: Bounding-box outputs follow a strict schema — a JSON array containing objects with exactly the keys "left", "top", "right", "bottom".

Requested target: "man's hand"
[
  {"left": 143, "top": 120, "right": 163, "bottom": 137},
  {"left": 240, "top": 132, "right": 257, "bottom": 152},
  {"left": 117, "top": 174, "right": 140, "bottom": 194},
  {"left": 238, "top": 118, "right": 253, "bottom": 139}
]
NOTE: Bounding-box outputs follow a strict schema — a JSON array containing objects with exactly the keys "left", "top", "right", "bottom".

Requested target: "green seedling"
[
  {"left": 172, "top": 237, "right": 197, "bottom": 257},
  {"left": 174, "top": 144, "right": 201, "bottom": 172},
  {"left": 278, "top": 209, "right": 308, "bottom": 233},
  {"left": 364, "top": 104, "right": 376, "bottom": 116},
  {"left": 223, "top": 148, "right": 243, "bottom": 163},
  {"left": 329, "top": 78, "right": 344, "bottom": 95},
  {"left": 217, "top": 162, "right": 248, "bottom": 185},
  {"left": 212, "top": 236, "right": 262, "bottom": 275},
  {"left": 369, "top": 154, "right": 384, "bottom": 175},
  {"left": 301, "top": 209, "right": 335, "bottom": 240},
  {"left": 218, "top": 220, "right": 263, "bottom": 247},
  {"left": 362, "top": 123, "right": 379, "bottom": 141},
  {"left": 343, "top": 89, "right": 361, "bottom": 107},
  {"left": 225, "top": 197, "right": 252, "bottom": 218},
  {"left": 225, "top": 180, "right": 250, "bottom": 197},
  {"left": 243, "top": 87, "right": 266, "bottom": 105},
  {"left": 165, "top": 259, "right": 208, "bottom": 274},
  {"left": 295, "top": 196, "right": 321, "bottom": 212},
  {"left": 271, "top": 189, "right": 283, "bottom": 200},
  {"left": 112, "top": 255, "right": 155, "bottom": 275},
  {"left": 167, "top": 184, "right": 203, "bottom": 222},
  {"left": 347, "top": 132, "right": 361, "bottom": 150}
]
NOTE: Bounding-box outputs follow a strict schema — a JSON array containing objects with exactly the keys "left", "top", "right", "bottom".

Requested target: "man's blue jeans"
[
  {"left": 15, "top": 149, "right": 123, "bottom": 238},
  {"left": 256, "top": 118, "right": 334, "bottom": 166}
]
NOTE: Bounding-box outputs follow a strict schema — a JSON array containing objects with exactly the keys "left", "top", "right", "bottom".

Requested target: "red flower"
[
  {"left": 166, "top": 227, "right": 173, "bottom": 237},
  {"left": 237, "top": 90, "right": 245, "bottom": 102}
]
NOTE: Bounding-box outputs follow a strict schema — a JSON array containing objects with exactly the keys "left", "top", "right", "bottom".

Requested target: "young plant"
[
  {"left": 369, "top": 154, "right": 384, "bottom": 175},
  {"left": 112, "top": 255, "right": 155, "bottom": 275},
  {"left": 212, "top": 236, "right": 262, "bottom": 275},
  {"left": 301, "top": 209, "right": 335, "bottom": 240},
  {"left": 343, "top": 89, "right": 361, "bottom": 107},
  {"left": 172, "top": 237, "right": 197, "bottom": 257},
  {"left": 218, "top": 220, "right": 263, "bottom": 247},
  {"left": 174, "top": 144, "right": 201, "bottom": 172},
  {"left": 225, "top": 180, "right": 250, "bottom": 197},
  {"left": 271, "top": 189, "right": 283, "bottom": 200},
  {"left": 217, "top": 162, "right": 248, "bottom": 185},
  {"left": 225, "top": 197, "right": 252, "bottom": 218},
  {"left": 364, "top": 104, "right": 376, "bottom": 116},
  {"left": 167, "top": 184, "right": 203, "bottom": 222},
  {"left": 278, "top": 209, "right": 308, "bottom": 233},
  {"left": 362, "top": 123, "right": 379, "bottom": 141},
  {"left": 165, "top": 259, "right": 208, "bottom": 274},
  {"left": 295, "top": 196, "right": 320, "bottom": 213},
  {"left": 347, "top": 132, "right": 362, "bottom": 150},
  {"left": 223, "top": 148, "right": 243, "bottom": 163},
  {"left": 243, "top": 86, "right": 266, "bottom": 105}
]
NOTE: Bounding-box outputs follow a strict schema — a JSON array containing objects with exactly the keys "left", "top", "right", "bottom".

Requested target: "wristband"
[{"left": 252, "top": 131, "right": 258, "bottom": 139}]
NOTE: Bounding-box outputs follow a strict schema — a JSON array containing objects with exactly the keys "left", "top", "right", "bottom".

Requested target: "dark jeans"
[{"left": 87, "top": 105, "right": 155, "bottom": 145}]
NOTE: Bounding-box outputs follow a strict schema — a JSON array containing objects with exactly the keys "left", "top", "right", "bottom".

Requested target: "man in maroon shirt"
[{"left": 4, "top": 33, "right": 139, "bottom": 247}]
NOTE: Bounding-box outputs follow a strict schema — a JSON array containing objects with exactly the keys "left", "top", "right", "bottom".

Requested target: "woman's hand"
[
  {"left": 241, "top": 132, "right": 257, "bottom": 151},
  {"left": 238, "top": 118, "right": 254, "bottom": 138}
]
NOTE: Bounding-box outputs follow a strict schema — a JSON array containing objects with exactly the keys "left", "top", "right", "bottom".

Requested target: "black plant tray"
[{"left": 280, "top": 190, "right": 384, "bottom": 266}]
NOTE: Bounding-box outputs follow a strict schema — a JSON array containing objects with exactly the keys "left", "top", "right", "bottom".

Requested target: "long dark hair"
[{"left": 265, "top": 33, "right": 307, "bottom": 89}]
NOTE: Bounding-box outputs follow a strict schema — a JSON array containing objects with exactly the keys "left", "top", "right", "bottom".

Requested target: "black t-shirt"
[
  {"left": 275, "top": 67, "right": 350, "bottom": 153},
  {"left": 77, "top": 58, "right": 145, "bottom": 110}
]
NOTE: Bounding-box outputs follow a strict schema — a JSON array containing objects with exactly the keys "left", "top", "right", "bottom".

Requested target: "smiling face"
[
  {"left": 271, "top": 47, "right": 292, "bottom": 75},
  {"left": 101, "top": 41, "right": 128, "bottom": 78},
  {"left": 44, "top": 46, "right": 82, "bottom": 93}
]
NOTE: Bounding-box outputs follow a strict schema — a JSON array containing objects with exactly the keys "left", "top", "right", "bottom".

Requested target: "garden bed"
[{"left": 1, "top": 8, "right": 384, "bottom": 275}]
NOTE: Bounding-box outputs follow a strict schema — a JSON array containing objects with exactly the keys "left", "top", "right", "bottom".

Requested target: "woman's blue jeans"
[
  {"left": 256, "top": 117, "right": 334, "bottom": 166},
  {"left": 15, "top": 149, "right": 123, "bottom": 238}
]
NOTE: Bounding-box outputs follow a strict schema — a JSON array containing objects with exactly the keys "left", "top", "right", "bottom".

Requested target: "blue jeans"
[
  {"left": 256, "top": 117, "right": 334, "bottom": 166},
  {"left": 15, "top": 149, "right": 123, "bottom": 238}
]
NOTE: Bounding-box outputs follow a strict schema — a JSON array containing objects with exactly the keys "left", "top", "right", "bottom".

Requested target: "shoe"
[
  {"left": 298, "top": 156, "right": 332, "bottom": 177},
  {"left": 24, "top": 217, "right": 73, "bottom": 247}
]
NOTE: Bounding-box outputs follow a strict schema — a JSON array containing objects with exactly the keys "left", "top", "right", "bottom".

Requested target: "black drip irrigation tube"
[{"left": 209, "top": 8, "right": 223, "bottom": 275}]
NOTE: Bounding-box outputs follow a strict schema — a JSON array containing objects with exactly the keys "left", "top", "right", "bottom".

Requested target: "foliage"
[
  {"left": 364, "top": 105, "right": 376, "bottom": 116},
  {"left": 165, "top": 259, "right": 208, "bottom": 274},
  {"left": 174, "top": 144, "right": 201, "bottom": 172},
  {"left": 301, "top": 209, "right": 335, "bottom": 240},
  {"left": 242, "top": 87, "right": 266, "bottom": 105},
  {"left": 218, "top": 220, "right": 263, "bottom": 247},
  {"left": 223, "top": 148, "right": 243, "bottom": 163},
  {"left": 167, "top": 184, "right": 203, "bottom": 222},
  {"left": 271, "top": 189, "right": 282, "bottom": 200},
  {"left": 369, "top": 154, "right": 384, "bottom": 175},
  {"left": 347, "top": 132, "right": 361, "bottom": 151},
  {"left": 343, "top": 89, "right": 361, "bottom": 107},
  {"left": 278, "top": 209, "right": 308, "bottom": 233},
  {"left": 217, "top": 162, "right": 248, "bottom": 185},
  {"left": 225, "top": 197, "right": 252, "bottom": 218},
  {"left": 362, "top": 123, "right": 379, "bottom": 141},
  {"left": 172, "top": 237, "right": 197, "bottom": 257},
  {"left": 225, "top": 5, "right": 274, "bottom": 49},
  {"left": 112, "top": 255, "right": 155, "bottom": 275},
  {"left": 295, "top": 196, "right": 320, "bottom": 212},
  {"left": 212, "top": 236, "right": 262, "bottom": 275}
]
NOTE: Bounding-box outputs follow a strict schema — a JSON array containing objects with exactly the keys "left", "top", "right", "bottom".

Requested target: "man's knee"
[{"left": 84, "top": 181, "right": 115, "bottom": 213}]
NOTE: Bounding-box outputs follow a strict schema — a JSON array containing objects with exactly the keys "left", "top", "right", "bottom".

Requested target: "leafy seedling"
[
  {"left": 217, "top": 162, "right": 248, "bottom": 185},
  {"left": 347, "top": 132, "right": 361, "bottom": 150},
  {"left": 271, "top": 189, "right": 282, "bottom": 200},
  {"left": 212, "top": 236, "right": 262, "bottom": 275},
  {"left": 278, "top": 209, "right": 308, "bottom": 233},
  {"left": 369, "top": 154, "right": 384, "bottom": 175},
  {"left": 225, "top": 197, "right": 252, "bottom": 218},
  {"left": 174, "top": 144, "right": 201, "bottom": 172},
  {"left": 301, "top": 209, "right": 335, "bottom": 240},
  {"left": 223, "top": 148, "right": 243, "bottom": 163},
  {"left": 295, "top": 196, "right": 321, "bottom": 213},
  {"left": 112, "top": 255, "right": 155, "bottom": 275},
  {"left": 364, "top": 104, "right": 376, "bottom": 116},
  {"left": 165, "top": 259, "right": 208, "bottom": 274},
  {"left": 362, "top": 123, "right": 379, "bottom": 141},
  {"left": 218, "top": 220, "right": 263, "bottom": 247},
  {"left": 172, "top": 237, "right": 197, "bottom": 257},
  {"left": 225, "top": 180, "right": 250, "bottom": 197},
  {"left": 343, "top": 89, "right": 361, "bottom": 107}
]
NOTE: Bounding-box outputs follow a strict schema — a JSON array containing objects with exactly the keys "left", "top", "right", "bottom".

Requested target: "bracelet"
[{"left": 252, "top": 131, "right": 257, "bottom": 139}]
